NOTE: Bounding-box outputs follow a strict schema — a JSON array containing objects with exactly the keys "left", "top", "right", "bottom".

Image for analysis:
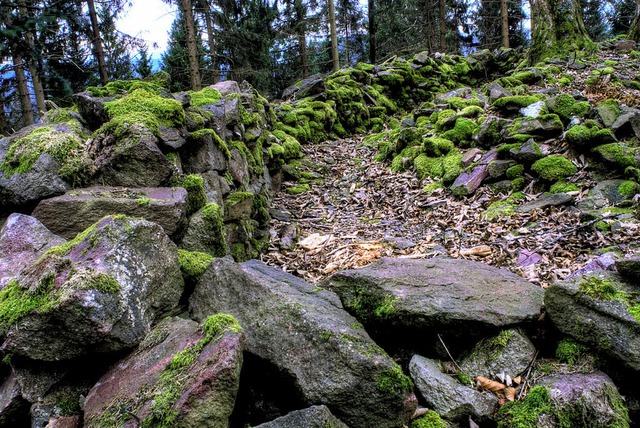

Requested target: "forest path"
[{"left": 261, "top": 134, "right": 629, "bottom": 286}]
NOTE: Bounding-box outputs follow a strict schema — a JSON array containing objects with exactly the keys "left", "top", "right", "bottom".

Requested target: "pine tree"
[
  {"left": 136, "top": 46, "right": 154, "bottom": 78},
  {"left": 162, "top": 10, "right": 206, "bottom": 92}
]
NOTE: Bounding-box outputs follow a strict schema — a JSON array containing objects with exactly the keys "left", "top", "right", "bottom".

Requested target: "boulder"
[
  {"left": 520, "top": 101, "right": 547, "bottom": 118},
  {"left": 516, "top": 193, "right": 574, "bottom": 213},
  {"left": 189, "top": 258, "right": 417, "bottom": 428},
  {"left": 473, "top": 116, "right": 511, "bottom": 148},
  {"left": 199, "top": 96, "right": 240, "bottom": 142},
  {"left": 73, "top": 92, "right": 111, "bottom": 130},
  {"left": 459, "top": 329, "right": 537, "bottom": 379},
  {"left": 0, "top": 213, "right": 66, "bottom": 288},
  {"left": 254, "top": 405, "right": 350, "bottom": 428},
  {"left": 508, "top": 115, "right": 563, "bottom": 138},
  {"left": 84, "top": 315, "right": 244, "bottom": 428},
  {"left": 616, "top": 255, "right": 640, "bottom": 282},
  {"left": 158, "top": 126, "right": 187, "bottom": 150},
  {"left": 611, "top": 107, "right": 640, "bottom": 139},
  {"left": 282, "top": 74, "right": 326, "bottom": 100},
  {"left": 510, "top": 139, "right": 548, "bottom": 163},
  {"left": 409, "top": 355, "right": 498, "bottom": 421},
  {"left": 180, "top": 203, "right": 228, "bottom": 257},
  {"left": 486, "top": 83, "right": 512, "bottom": 103},
  {"left": 535, "top": 372, "right": 630, "bottom": 427},
  {"left": 179, "top": 129, "right": 229, "bottom": 174},
  {"left": 0, "top": 215, "right": 184, "bottom": 361},
  {"left": 0, "top": 373, "right": 29, "bottom": 426},
  {"left": 577, "top": 179, "right": 632, "bottom": 218},
  {"left": 323, "top": 257, "right": 544, "bottom": 338},
  {"left": 45, "top": 416, "right": 81, "bottom": 428},
  {"left": 545, "top": 271, "right": 640, "bottom": 373},
  {"left": 595, "top": 103, "right": 620, "bottom": 128},
  {"left": 32, "top": 186, "right": 188, "bottom": 240},
  {"left": 89, "top": 125, "right": 175, "bottom": 187}
]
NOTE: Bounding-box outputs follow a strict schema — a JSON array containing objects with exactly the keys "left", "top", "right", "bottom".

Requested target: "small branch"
[{"left": 437, "top": 334, "right": 463, "bottom": 373}]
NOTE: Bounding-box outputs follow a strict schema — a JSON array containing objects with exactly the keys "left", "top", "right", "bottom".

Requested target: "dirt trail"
[{"left": 262, "top": 135, "right": 638, "bottom": 286}]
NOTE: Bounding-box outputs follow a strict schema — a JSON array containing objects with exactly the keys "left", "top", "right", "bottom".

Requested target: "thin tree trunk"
[
  {"left": 0, "top": 97, "right": 9, "bottom": 135},
  {"left": 438, "top": 0, "right": 446, "bottom": 52},
  {"left": 294, "top": 0, "right": 309, "bottom": 78},
  {"left": 87, "top": 0, "right": 109, "bottom": 85},
  {"left": 500, "top": 0, "right": 509, "bottom": 48},
  {"left": 17, "top": 0, "right": 46, "bottom": 114},
  {"left": 203, "top": 6, "right": 219, "bottom": 83},
  {"left": 180, "top": 0, "right": 202, "bottom": 90},
  {"left": 629, "top": 0, "right": 640, "bottom": 42},
  {"left": 329, "top": 0, "right": 339, "bottom": 72},
  {"left": 13, "top": 53, "right": 35, "bottom": 126},
  {"left": 368, "top": 0, "right": 376, "bottom": 63},
  {"left": 344, "top": 17, "right": 350, "bottom": 65}
]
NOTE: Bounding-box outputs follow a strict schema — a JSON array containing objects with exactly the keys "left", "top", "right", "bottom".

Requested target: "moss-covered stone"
[
  {"left": 547, "top": 94, "right": 590, "bottom": 122},
  {"left": 285, "top": 183, "right": 311, "bottom": 194},
  {"left": 188, "top": 87, "right": 222, "bottom": 107},
  {"left": 593, "top": 143, "right": 639, "bottom": 169},
  {"left": 441, "top": 117, "right": 479, "bottom": 147},
  {"left": 104, "top": 88, "right": 186, "bottom": 128},
  {"left": 549, "top": 180, "right": 579, "bottom": 193},
  {"left": 506, "top": 164, "right": 524, "bottom": 179},
  {"left": 492, "top": 95, "right": 541, "bottom": 111},
  {"left": 497, "top": 386, "right": 553, "bottom": 428},
  {"left": 201, "top": 203, "right": 228, "bottom": 257},
  {"left": 618, "top": 180, "right": 639, "bottom": 198},
  {"left": 173, "top": 174, "right": 207, "bottom": 216},
  {"left": 190, "top": 128, "right": 230, "bottom": 160},
  {"left": 177, "top": 249, "right": 214, "bottom": 282},
  {"left": 531, "top": 155, "right": 577, "bottom": 181},
  {"left": 414, "top": 154, "right": 444, "bottom": 179},
  {"left": 410, "top": 410, "right": 447, "bottom": 428}
]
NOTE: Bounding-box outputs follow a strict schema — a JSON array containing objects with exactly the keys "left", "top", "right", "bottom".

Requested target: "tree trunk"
[
  {"left": 629, "top": 0, "right": 640, "bottom": 42},
  {"left": 368, "top": 0, "right": 376, "bottom": 63},
  {"left": 17, "top": 0, "right": 46, "bottom": 114},
  {"left": 500, "top": 0, "right": 509, "bottom": 48},
  {"left": 87, "top": 0, "right": 109, "bottom": 85},
  {"left": 529, "top": 0, "right": 592, "bottom": 63},
  {"left": 202, "top": 6, "right": 219, "bottom": 83},
  {"left": 294, "top": 0, "right": 309, "bottom": 78},
  {"left": 329, "top": 0, "right": 340, "bottom": 72},
  {"left": 180, "top": 0, "right": 202, "bottom": 90},
  {"left": 12, "top": 53, "right": 35, "bottom": 126},
  {"left": 438, "top": 0, "right": 446, "bottom": 52},
  {"left": 0, "top": 96, "right": 9, "bottom": 135}
]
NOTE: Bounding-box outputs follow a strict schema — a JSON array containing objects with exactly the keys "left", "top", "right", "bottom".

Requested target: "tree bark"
[
  {"left": 329, "top": 0, "right": 340, "bottom": 72},
  {"left": 629, "top": 0, "right": 640, "bottom": 42},
  {"left": 530, "top": 0, "right": 592, "bottom": 63},
  {"left": 202, "top": 5, "right": 219, "bottom": 83},
  {"left": 12, "top": 53, "right": 35, "bottom": 126},
  {"left": 17, "top": 0, "right": 46, "bottom": 114},
  {"left": 368, "top": 0, "right": 376, "bottom": 63},
  {"left": 294, "top": 0, "right": 309, "bottom": 78},
  {"left": 87, "top": 0, "right": 109, "bottom": 85},
  {"left": 438, "top": 0, "right": 446, "bottom": 52},
  {"left": 0, "top": 96, "right": 9, "bottom": 135},
  {"left": 180, "top": 0, "right": 202, "bottom": 90},
  {"left": 500, "top": 0, "right": 509, "bottom": 48}
]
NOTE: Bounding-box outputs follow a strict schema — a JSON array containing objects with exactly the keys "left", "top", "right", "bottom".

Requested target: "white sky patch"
[{"left": 116, "top": 0, "right": 176, "bottom": 57}]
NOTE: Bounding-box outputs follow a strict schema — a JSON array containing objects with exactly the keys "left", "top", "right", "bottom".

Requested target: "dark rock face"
[
  {"left": 180, "top": 130, "right": 228, "bottom": 174},
  {"left": 0, "top": 374, "right": 29, "bottom": 426},
  {"left": 0, "top": 214, "right": 66, "bottom": 288},
  {"left": 1, "top": 215, "right": 184, "bottom": 361},
  {"left": 84, "top": 316, "right": 244, "bottom": 428},
  {"left": 323, "top": 257, "right": 544, "bottom": 333},
  {"left": 254, "top": 405, "right": 350, "bottom": 428},
  {"left": 545, "top": 271, "right": 640, "bottom": 373},
  {"left": 616, "top": 256, "right": 640, "bottom": 282},
  {"left": 409, "top": 355, "right": 498, "bottom": 421},
  {"left": 32, "top": 186, "right": 188, "bottom": 240},
  {"left": 73, "top": 92, "right": 111, "bottom": 130},
  {"left": 189, "top": 258, "right": 417, "bottom": 428}
]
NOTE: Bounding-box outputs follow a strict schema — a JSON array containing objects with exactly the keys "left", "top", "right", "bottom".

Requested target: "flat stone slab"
[
  {"left": 516, "top": 192, "right": 574, "bottom": 213},
  {"left": 254, "top": 405, "right": 350, "bottom": 428},
  {"left": 323, "top": 257, "right": 544, "bottom": 332},
  {"left": 32, "top": 186, "right": 188, "bottom": 239}
]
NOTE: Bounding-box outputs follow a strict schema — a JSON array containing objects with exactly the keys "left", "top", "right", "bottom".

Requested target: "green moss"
[
  {"left": 548, "top": 94, "right": 590, "bottom": 121},
  {"left": 0, "top": 125, "right": 90, "bottom": 185},
  {"left": 190, "top": 129, "right": 230, "bottom": 159},
  {"left": 410, "top": 410, "right": 447, "bottom": 428},
  {"left": 272, "top": 130, "right": 302, "bottom": 161},
  {"left": 97, "top": 110, "right": 161, "bottom": 138},
  {"left": 549, "top": 180, "right": 579, "bottom": 193},
  {"left": 377, "top": 364, "right": 414, "bottom": 395},
  {"left": 531, "top": 155, "right": 577, "bottom": 181},
  {"left": 285, "top": 183, "right": 310, "bottom": 194},
  {"left": 86, "top": 79, "right": 165, "bottom": 97},
  {"left": 104, "top": 88, "right": 185, "bottom": 129},
  {"left": 226, "top": 191, "right": 253, "bottom": 206},
  {"left": 555, "top": 338, "right": 590, "bottom": 366},
  {"left": 173, "top": 174, "right": 207, "bottom": 216},
  {"left": 506, "top": 164, "right": 524, "bottom": 179},
  {"left": 82, "top": 272, "right": 120, "bottom": 294},
  {"left": 579, "top": 276, "right": 620, "bottom": 300},
  {"left": 414, "top": 155, "right": 444, "bottom": 179},
  {"left": 497, "top": 386, "right": 553, "bottom": 428},
  {"left": 618, "top": 180, "right": 639, "bottom": 198},
  {"left": 188, "top": 87, "right": 222, "bottom": 107},
  {"left": 0, "top": 279, "right": 57, "bottom": 330},
  {"left": 177, "top": 249, "right": 213, "bottom": 282},
  {"left": 442, "top": 152, "right": 463, "bottom": 183},
  {"left": 483, "top": 192, "right": 525, "bottom": 220},
  {"left": 422, "top": 137, "right": 454, "bottom": 157},
  {"left": 594, "top": 143, "right": 637, "bottom": 168},
  {"left": 456, "top": 371, "right": 472, "bottom": 385},
  {"left": 441, "top": 118, "right": 479, "bottom": 146},
  {"left": 459, "top": 105, "right": 484, "bottom": 117},
  {"left": 201, "top": 203, "right": 228, "bottom": 257},
  {"left": 492, "top": 95, "right": 541, "bottom": 110},
  {"left": 511, "top": 177, "right": 526, "bottom": 191},
  {"left": 423, "top": 181, "right": 444, "bottom": 194}
]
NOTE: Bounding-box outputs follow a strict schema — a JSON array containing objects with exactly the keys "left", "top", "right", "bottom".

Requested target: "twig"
[
  {"left": 437, "top": 334, "right": 463, "bottom": 373},
  {"left": 517, "top": 350, "right": 538, "bottom": 401}
]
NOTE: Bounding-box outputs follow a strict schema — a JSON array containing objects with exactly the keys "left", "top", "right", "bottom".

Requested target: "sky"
[{"left": 116, "top": 0, "right": 176, "bottom": 58}]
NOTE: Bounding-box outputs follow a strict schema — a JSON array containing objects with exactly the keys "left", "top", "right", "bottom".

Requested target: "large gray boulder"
[
  {"left": 545, "top": 271, "right": 640, "bottom": 373},
  {"left": 409, "top": 355, "right": 498, "bottom": 421},
  {"left": 89, "top": 124, "right": 175, "bottom": 187},
  {"left": 0, "top": 213, "right": 66, "bottom": 288},
  {"left": 32, "top": 186, "right": 188, "bottom": 240},
  {"left": 254, "top": 405, "right": 350, "bottom": 428},
  {"left": 189, "top": 258, "right": 417, "bottom": 428},
  {"left": 180, "top": 129, "right": 228, "bottom": 174},
  {"left": 323, "top": 257, "right": 544, "bottom": 333},
  {"left": 0, "top": 215, "right": 184, "bottom": 361},
  {"left": 84, "top": 315, "right": 244, "bottom": 428}
]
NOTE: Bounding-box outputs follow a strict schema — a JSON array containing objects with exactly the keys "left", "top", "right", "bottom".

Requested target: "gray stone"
[
  {"left": 201, "top": 171, "right": 225, "bottom": 207},
  {"left": 189, "top": 258, "right": 417, "bottom": 428},
  {"left": 486, "top": 83, "right": 512, "bottom": 103},
  {"left": 536, "top": 372, "right": 629, "bottom": 427},
  {"left": 614, "top": 39, "right": 637, "bottom": 51},
  {"left": 212, "top": 81, "right": 241, "bottom": 97},
  {"left": 451, "top": 150, "right": 498, "bottom": 196},
  {"left": 473, "top": 116, "right": 511, "bottom": 148},
  {"left": 435, "top": 88, "right": 473, "bottom": 103},
  {"left": 611, "top": 107, "right": 640, "bottom": 139},
  {"left": 45, "top": 416, "right": 81, "bottom": 428},
  {"left": 180, "top": 204, "right": 228, "bottom": 257},
  {"left": 11, "top": 360, "right": 68, "bottom": 403},
  {"left": 508, "top": 115, "right": 563, "bottom": 138},
  {"left": 282, "top": 74, "right": 326, "bottom": 100},
  {"left": 158, "top": 126, "right": 187, "bottom": 150},
  {"left": 228, "top": 147, "right": 249, "bottom": 185},
  {"left": 545, "top": 271, "right": 640, "bottom": 373},
  {"left": 615, "top": 255, "right": 640, "bottom": 282},
  {"left": 516, "top": 193, "right": 574, "bottom": 213},
  {"left": 73, "top": 92, "right": 111, "bottom": 130},
  {"left": 488, "top": 160, "right": 516, "bottom": 179},
  {"left": 595, "top": 103, "right": 620, "bottom": 128},
  {"left": 520, "top": 101, "right": 547, "bottom": 118},
  {"left": 32, "top": 186, "right": 188, "bottom": 240},
  {"left": 410, "top": 355, "right": 498, "bottom": 421},
  {"left": 224, "top": 192, "right": 254, "bottom": 222},
  {"left": 567, "top": 253, "right": 618, "bottom": 279},
  {"left": 577, "top": 180, "right": 631, "bottom": 217},
  {"left": 459, "top": 329, "right": 537, "bottom": 379},
  {"left": 0, "top": 373, "right": 29, "bottom": 426},
  {"left": 1, "top": 215, "right": 184, "bottom": 361},
  {"left": 323, "top": 257, "right": 544, "bottom": 333},
  {"left": 511, "top": 139, "right": 547, "bottom": 163},
  {"left": 84, "top": 316, "right": 244, "bottom": 428},
  {"left": 90, "top": 125, "right": 175, "bottom": 187},
  {"left": 0, "top": 214, "right": 66, "bottom": 288},
  {"left": 255, "top": 405, "right": 350, "bottom": 428},
  {"left": 180, "top": 129, "right": 228, "bottom": 174}
]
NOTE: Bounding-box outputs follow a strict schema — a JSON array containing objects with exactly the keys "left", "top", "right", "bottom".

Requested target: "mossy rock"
[
  {"left": 531, "top": 155, "right": 577, "bottom": 181},
  {"left": 593, "top": 143, "right": 640, "bottom": 169},
  {"left": 492, "top": 95, "right": 542, "bottom": 112}
]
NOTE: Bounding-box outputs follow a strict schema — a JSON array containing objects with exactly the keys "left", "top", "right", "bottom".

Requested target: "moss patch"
[
  {"left": 104, "top": 88, "right": 186, "bottom": 128},
  {"left": 411, "top": 410, "right": 447, "bottom": 428},
  {"left": 188, "top": 87, "right": 222, "bottom": 107},
  {"left": 497, "top": 386, "right": 553, "bottom": 427},
  {"left": 177, "top": 249, "right": 214, "bottom": 282},
  {"left": 201, "top": 203, "right": 228, "bottom": 257},
  {"left": 173, "top": 174, "right": 207, "bottom": 216},
  {"left": 377, "top": 364, "right": 414, "bottom": 395},
  {"left": 531, "top": 155, "right": 577, "bottom": 181}
]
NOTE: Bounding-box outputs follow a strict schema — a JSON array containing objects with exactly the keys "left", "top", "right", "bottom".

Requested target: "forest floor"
[{"left": 262, "top": 133, "right": 638, "bottom": 288}]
